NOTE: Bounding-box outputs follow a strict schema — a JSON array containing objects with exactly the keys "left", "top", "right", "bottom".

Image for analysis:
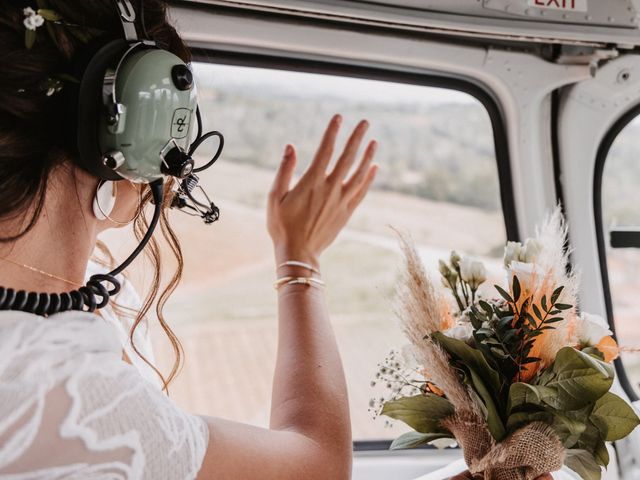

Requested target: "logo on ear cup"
[{"left": 171, "top": 108, "right": 192, "bottom": 139}]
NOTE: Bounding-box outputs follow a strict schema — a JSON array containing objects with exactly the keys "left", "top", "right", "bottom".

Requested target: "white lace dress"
[{"left": 0, "top": 268, "right": 209, "bottom": 479}]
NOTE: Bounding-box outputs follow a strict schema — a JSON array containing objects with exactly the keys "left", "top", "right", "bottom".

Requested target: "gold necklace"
[{"left": 0, "top": 256, "right": 82, "bottom": 288}]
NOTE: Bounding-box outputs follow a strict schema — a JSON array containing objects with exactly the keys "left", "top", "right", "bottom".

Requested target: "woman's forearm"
[
  {"left": 262, "top": 115, "right": 377, "bottom": 478},
  {"left": 270, "top": 281, "right": 351, "bottom": 447}
]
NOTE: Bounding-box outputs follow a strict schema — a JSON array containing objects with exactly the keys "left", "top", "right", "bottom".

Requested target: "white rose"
[
  {"left": 577, "top": 313, "right": 613, "bottom": 346},
  {"left": 506, "top": 261, "right": 545, "bottom": 291},
  {"left": 504, "top": 241, "right": 522, "bottom": 267},
  {"left": 460, "top": 257, "right": 487, "bottom": 290},
  {"left": 444, "top": 322, "right": 474, "bottom": 342},
  {"left": 521, "top": 238, "right": 543, "bottom": 264}
]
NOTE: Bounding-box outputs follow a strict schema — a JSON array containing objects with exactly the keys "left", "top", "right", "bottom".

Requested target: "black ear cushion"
[{"left": 76, "top": 39, "right": 129, "bottom": 181}]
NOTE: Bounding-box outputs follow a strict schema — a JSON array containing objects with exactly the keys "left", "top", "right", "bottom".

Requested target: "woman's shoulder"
[
  {"left": 0, "top": 309, "right": 122, "bottom": 357},
  {"left": 0, "top": 310, "right": 209, "bottom": 479}
]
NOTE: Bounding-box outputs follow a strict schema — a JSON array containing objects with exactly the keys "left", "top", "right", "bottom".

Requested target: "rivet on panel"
[{"left": 617, "top": 69, "right": 631, "bottom": 84}]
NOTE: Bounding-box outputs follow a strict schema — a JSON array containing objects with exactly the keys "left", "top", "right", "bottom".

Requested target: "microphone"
[
  {"left": 171, "top": 173, "right": 220, "bottom": 224},
  {"left": 168, "top": 106, "right": 224, "bottom": 224}
]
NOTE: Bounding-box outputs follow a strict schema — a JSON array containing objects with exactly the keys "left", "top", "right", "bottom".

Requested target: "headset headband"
[{"left": 115, "top": 0, "right": 139, "bottom": 41}]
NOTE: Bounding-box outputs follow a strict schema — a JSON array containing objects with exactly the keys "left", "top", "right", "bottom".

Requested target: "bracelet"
[
  {"left": 273, "top": 276, "right": 326, "bottom": 290},
  {"left": 277, "top": 260, "right": 321, "bottom": 276}
]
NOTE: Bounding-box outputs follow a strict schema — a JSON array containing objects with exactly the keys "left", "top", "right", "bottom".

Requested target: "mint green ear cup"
[{"left": 99, "top": 48, "right": 198, "bottom": 182}]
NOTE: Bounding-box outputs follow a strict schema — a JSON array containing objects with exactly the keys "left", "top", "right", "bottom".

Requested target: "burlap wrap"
[{"left": 441, "top": 411, "right": 565, "bottom": 480}]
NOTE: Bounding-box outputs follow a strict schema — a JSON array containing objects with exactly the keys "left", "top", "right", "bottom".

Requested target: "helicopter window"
[
  {"left": 132, "top": 62, "right": 510, "bottom": 443},
  {"left": 598, "top": 112, "right": 640, "bottom": 401}
]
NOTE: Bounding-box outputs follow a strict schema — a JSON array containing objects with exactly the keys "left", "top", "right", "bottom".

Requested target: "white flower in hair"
[{"left": 23, "top": 7, "right": 45, "bottom": 31}]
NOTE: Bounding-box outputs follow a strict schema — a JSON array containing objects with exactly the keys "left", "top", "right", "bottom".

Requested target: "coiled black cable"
[{"left": 0, "top": 179, "right": 164, "bottom": 316}]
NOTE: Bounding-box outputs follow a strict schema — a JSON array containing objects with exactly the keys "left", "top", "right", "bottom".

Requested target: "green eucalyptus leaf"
[
  {"left": 498, "top": 316, "right": 515, "bottom": 329},
  {"left": 574, "top": 420, "right": 609, "bottom": 467},
  {"left": 532, "top": 304, "right": 543, "bottom": 320},
  {"left": 546, "top": 317, "right": 564, "bottom": 323},
  {"left": 490, "top": 347, "right": 508, "bottom": 359},
  {"left": 506, "top": 410, "right": 551, "bottom": 431},
  {"left": 556, "top": 303, "right": 573, "bottom": 311},
  {"left": 524, "top": 313, "right": 536, "bottom": 328},
  {"left": 551, "top": 286, "right": 564, "bottom": 304},
  {"left": 389, "top": 431, "right": 453, "bottom": 450},
  {"left": 590, "top": 392, "right": 640, "bottom": 441},
  {"left": 546, "top": 348, "right": 614, "bottom": 410},
  {"left": 432, "top": 332, "right": 506, "bottom": 441},
  {"left": 594, "top": 440, "right": 609, "bottom": 467},
  {"left": 512, "top": 276, "right": 521, "bottom": 302},
  {"left": 541, "top": 295, "right": 548, "bottom": 312},
  {"left": 476, "top": 328, "right": 494, "bottom": 337},
  {"left": 565, "top": 449, "right": 603, "bottom": 480},
  {"left": 551, "top": 411, "right": 587, "bottom": 447},
  {"left": 503, "top": 330, "right": 518, "bottom": 343},
  {"left": 432, "top": 333, "right": 502, "bottom": 395},
  {"left": 508, "top": 382, "right": 560, "bottom": 412},
  {"left": 381, "top": 394, "right": 454, "bottom": 434},
  {"left": 494, "top": 285, "right": 514, "bottom": 304},
  {"left": 479, "top": 300, "right": 493, "bottom": 317}
]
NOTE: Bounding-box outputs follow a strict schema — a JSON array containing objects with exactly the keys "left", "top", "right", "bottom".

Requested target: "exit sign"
[{"left": 527, "top": 0, "right": 588, "bottom": 12}]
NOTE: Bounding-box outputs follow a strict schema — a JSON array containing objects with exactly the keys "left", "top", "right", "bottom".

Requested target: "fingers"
[
  {"left": 269, "top": 144, "right": 297, "bottom": 202},
  {"left": 347, "top": 164, "right": 378, "bottom": 211},
  {"left": 536, "top": 475, "right": 553, "bottom": 480},
  {"left": 328, "top": 119, "right": 369, "bottom": 182},
  {"left": 344, "top": 140, "right": 377, "bottom": 194},
  {"left": 306, "top": 114, "right": 342, "bottom": 178}
]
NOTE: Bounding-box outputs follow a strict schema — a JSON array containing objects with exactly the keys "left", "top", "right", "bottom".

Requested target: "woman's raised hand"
[{"left": 267, "top": 114, "right": 378, "bottom": 266}]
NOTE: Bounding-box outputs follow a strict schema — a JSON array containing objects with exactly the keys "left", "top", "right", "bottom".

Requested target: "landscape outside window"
[
  {"left": 113, "top": 64, "right": 508, "bottom": 441},
  {"left": 601, "top": 117, "right": 640, "bottom": 395}
]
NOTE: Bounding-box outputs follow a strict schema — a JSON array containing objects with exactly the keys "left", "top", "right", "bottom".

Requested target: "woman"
[{"left": 0, "top": 1, "right": 377, "bottom": 478}]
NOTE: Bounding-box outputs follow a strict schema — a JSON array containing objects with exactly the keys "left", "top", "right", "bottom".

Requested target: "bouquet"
[{"left": 378, "top": 209, "right": 639, "bottom": 480}]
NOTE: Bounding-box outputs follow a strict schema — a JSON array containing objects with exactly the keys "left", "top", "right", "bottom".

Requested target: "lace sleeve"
[{"left": 0, "top": 311, "right": 209, "bottom": 480}]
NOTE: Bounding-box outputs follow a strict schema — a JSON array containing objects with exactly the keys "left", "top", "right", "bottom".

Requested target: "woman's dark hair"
[{"left": 0, "top": 0, "right": 189, "bottom": 390}]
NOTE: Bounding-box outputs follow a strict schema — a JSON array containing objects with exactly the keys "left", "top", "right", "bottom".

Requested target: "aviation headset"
[{"left": 0, "top": 0, "right": 224, "bottom": 315}]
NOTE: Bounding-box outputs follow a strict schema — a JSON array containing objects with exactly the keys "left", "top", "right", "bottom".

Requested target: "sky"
[{"left": 193, "top": 62, "right": 478, "bottom": 106}]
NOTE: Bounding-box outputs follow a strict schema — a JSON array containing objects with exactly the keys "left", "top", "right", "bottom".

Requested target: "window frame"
[
  {"left": 593, "top": 103, "right": 640, "bottom": 403},
  {"left": 190, "top": 48, "right": 520, "bottom": 448}
]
